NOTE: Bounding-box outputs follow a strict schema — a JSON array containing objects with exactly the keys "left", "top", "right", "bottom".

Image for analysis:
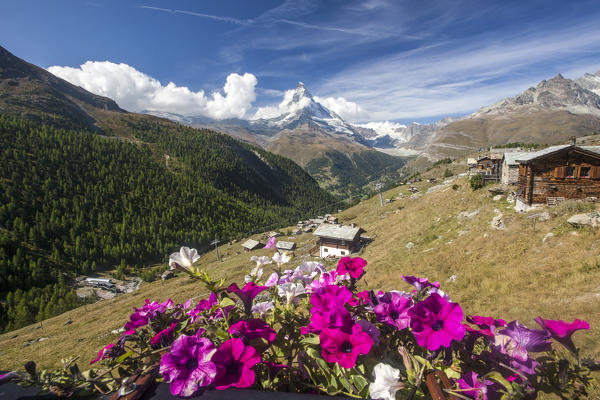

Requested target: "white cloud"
[
  {"left": 47, "top": 61, "right": 257, "bottom": 119},
  {"left": 313, "top": 96, "right": 368, "bottom": 122},
  {"left": 253, "top": 88, "right": 312, "bottom": 119}
]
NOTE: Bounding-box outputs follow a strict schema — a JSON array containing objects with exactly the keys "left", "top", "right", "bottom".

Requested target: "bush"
[
  {"left": 451, "top": 184, "right": 459, "bottom": 191},
  {"left": 469, "top": 174, "right": 484, "bottom": 190},
  {"left": 443, "top": 168, "right": 453, "bottom": 178}
]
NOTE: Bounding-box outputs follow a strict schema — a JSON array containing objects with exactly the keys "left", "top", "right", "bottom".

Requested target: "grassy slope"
[{"left": 1, "top": 160, "right": 599, "bottom": 377}]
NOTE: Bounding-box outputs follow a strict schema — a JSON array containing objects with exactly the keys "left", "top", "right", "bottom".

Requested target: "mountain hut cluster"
[{"left": 468, "top": 137, "right": 600, "bottom": 208}]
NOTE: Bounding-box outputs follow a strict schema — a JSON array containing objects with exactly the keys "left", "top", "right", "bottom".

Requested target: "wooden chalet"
[
  {"left": 515, "top": 142, "right": 600, "bottom": 206},
  {"left": 313, "top": 224, "right": 363, "bottom": 258},
  {"left": 469, "top": 156, "right": 501, "bottom": 182}
]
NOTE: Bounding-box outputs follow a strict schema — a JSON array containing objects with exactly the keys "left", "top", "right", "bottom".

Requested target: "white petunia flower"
[
  {"left": 250, "top": 255, "right": 272, "bottom": 268},
  {"left": 251, "top": 301, "right": 274, "bottom": 317},
  {"left": 272, "top": 252, "right": 291, "bottom": 269},
  {"left": 244, "top": 266, "right": 264, "bottom": 283},
  {"left": 168, "top": 246, "right": 200, "bottom": 272},
  {"left": 277, "top": 282, "right": 305, "bottom": 306},
  {"left": 292, "top": 261, "right": 325, "bottom": 283},
  {"left": 369, "top": 363, "right": 403, "bottom": 400}
]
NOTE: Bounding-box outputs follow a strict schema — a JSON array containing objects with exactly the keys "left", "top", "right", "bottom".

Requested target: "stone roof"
[
  {"left": 241, "top": 239, "right": 262, "bottom": 250},
  {"left": 515, "top": 145, "right": 600, "bottom": 163},
  {"left": 313, "top": 224, "right": 361, "bottom": 241},
  {"left": 276, "top": 241, "right": 296, "bottom": 250},
  {"left": 502, "top": 152, "right": 530, "bottom": 166}
]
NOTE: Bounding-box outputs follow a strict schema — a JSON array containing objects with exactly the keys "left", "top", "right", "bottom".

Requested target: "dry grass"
[{"left": 1, "top": 163, "right": 599, "bottom": 392}]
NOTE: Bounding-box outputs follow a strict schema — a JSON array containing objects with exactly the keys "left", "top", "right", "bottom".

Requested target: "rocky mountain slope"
[{"left": 0, "top": 45, "right": 123, "bottom": 131}]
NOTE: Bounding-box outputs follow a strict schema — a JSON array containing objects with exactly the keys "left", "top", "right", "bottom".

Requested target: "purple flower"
[
  {"left": 534, "top": 317, "right": 590, "bottom": 354},
  {"left": 374, "top": 291, "right": 413, "bottom": 331},
  {"left": 212, "top": 338, "right": 261, "bottom": 389},
  {"left": 228, "top": 319, "right": 277, "bottom": 343},
  {"left": 357, "top": 320, "right": 381, "bottom": 345},
  {"left": 264, "top": 237, "right": 277, "bottom": 249},
  {"left": 307, "top": 270, "right": 349, "bottom": 293},
  {"left": 336, "top": 256, "right": 367, "bottom": 279},
  {"left": 310, "top": 284, "right": 352, "bottom": 314},
  {"left": 228, "top": 282, "right": 269, "bottom": 315},
  {"left": 320, "top": 324, "right": 373, "bottom": 368},
  {"left": 151, "top": 322, "right": 178, "bottom": 347},
  {"left": 457, "top": 372, "right": 491, "bottom": 400},
  {"left": 159, "top": 334, "right": 217, "bottom": 397},
  {"left": 188, "top": 293, "right": 218, "bottom": 322},
  {"left": 402, "top": 275, "right": 440, "bottom": 291},
  {"left": 264, "top": 272, "right": 279, "bottom": 287},
  {"left": 90, "top": 343, "right": 115, "bottom": 365},
  {"left": 408, "top": 293, "right": 465, "bottom": 351},
  {"left": 304, "top": 308, "right": 353, "bottom": 334},
  {"left": 465, "top": 315, "right": 506, "bottom": 338},
  {"left": 124, "top": 299, "right": 173, "bottom": 330},
  {"left": 496, "top": 321, "right": 551, "bottom": 361}
]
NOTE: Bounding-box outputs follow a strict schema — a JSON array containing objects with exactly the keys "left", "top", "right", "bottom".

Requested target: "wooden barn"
[
  {"left": 515, "top": 143, "right": 600, "bottom": 206},
  {"left": 469, "top": 156, "right": 501, "bottom": 182},
  {"left": 313, "top": 224, "right": 363, "bottom": 258}
]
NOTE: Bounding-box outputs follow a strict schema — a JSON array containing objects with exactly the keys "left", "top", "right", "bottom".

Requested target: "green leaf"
[
  {"left": 220, "top": 297, "right": 235, "bottom": 308},
  {"left": 350, "top": 374, "right": 369, "bottom": 391},
  {"left": 484, "top": 371, "right": 512, "bottom": 392},
  {"left": 114, "top": 351, "right": 134, "bottom": 363},
  {"left": 301, "top": 336, "right": 320, "bottom": 345},
  {"left": 215, "top": 328, "right": 230, "bottom": 341}
]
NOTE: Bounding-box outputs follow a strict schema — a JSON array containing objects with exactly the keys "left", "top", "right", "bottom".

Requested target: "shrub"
[
  {"left": 452, "top": 184, "right": 459, "bottom": 191},
  {"left": 469, "top": 174, "right": 484, "bottom": 190},
  {"left": 443, "top": 168, "right": 453, "bottom": 178}
]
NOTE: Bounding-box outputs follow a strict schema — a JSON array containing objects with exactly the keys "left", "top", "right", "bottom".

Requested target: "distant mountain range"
[{"left": 146, "top": 83, "right": 408, "bottom": 195}]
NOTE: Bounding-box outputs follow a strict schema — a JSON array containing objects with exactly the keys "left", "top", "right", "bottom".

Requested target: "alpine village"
[{"left": 1, "top": 2, "right": 600, "bottom": 399}]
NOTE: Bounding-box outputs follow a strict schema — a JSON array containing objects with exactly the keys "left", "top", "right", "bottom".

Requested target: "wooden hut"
[
  {"left": 515, "top": 143, "right": 600, "bottom": 206},
  {"left": 501, "top": 152, "right": 529, "bottom": 185},
  {"left": 313, "top": 224, "right": 363, "bottom": 258},
  {"left": 241, "top": 239, "right": 263, "bottom": 252}
]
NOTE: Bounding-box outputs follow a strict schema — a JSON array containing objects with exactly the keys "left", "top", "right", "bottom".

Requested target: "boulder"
[
  {"left": 457, "top": 209, "right": 479, "bottom": 220},
  {"left": 491, "top": 213, "right": 505, "bottom": 230},
  {"left": 492, "top": 194, "right": 503, "bottom": 201},
  {"left": 567, "top": 213, "right": 600, "bottom": 228},
  {"left": 543, "top": 232, "right": 554, "bottom": 243},
  {"left": 406, "top": 242, "right": 415, "bottom": 249}
]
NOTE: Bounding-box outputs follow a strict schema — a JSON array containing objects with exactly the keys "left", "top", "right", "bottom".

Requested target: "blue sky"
[{"left": 2, "top": 0, "right": 600, "bottom": 124}]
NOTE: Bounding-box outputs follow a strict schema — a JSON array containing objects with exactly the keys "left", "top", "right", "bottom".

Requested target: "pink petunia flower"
[
  {"left": 212, "top": 338, "right": 261, "bottom": 389},
  {"left": 534, "top": 317, "right": 590, "bottom": 354},
  {"left": 336, "top": 256, "right": 367, "bottom": 279},
  {"left": 150, "top": 322, "right": 178, "bottom": 347},
  {"left": 228, "top": 319, "right": 277, "bottom": 344},
  {"left": 228, "top": 282, "right": 269, "bottom": 315},
  {"left": 188, "top": 293, "right": 218, "bottom": 323},
  {"left": 159, "top": 334, "right": 217, "bottom": 397},
  {"left": 319, "top": 324, "right": 373, "bottom": 368},
  {"left": 408, "top": 293, "right": 465, "bottom": 351},
  {"left": 310, "top": 284, "right": 353, "bottom": 314},
  {"left": 90, "top": 343, "right": 115, "bottom": 365},
  {"left": 124, "top": 298, "right": 173, "bottom": 330}
]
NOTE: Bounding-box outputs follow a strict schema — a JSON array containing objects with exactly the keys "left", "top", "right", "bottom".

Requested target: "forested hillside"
[{"left": 0, "top": 116, "right": 335, "bottom": 332}]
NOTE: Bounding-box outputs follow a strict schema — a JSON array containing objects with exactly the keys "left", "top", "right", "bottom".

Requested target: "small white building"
[{"left": 313, "top": 224, "right": 363, "bottom": 258}]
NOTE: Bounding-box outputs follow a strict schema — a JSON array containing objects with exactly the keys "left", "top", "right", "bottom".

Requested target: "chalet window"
[
  {"left": 324, "top": 248, "right": 328, "bottom": 253},
  {"left": 566, "top": 167, "right": 575, "bottom": 178},
  {"left": 340, "top": 251, "right": 346, "bottom": 255},
  {"left": 580, "top": 167, "right": 591, "bottom": 178}
]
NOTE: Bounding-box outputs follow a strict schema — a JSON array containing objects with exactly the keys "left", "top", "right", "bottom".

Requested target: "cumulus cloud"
[
  {"left": 47, "top": 61, "right": 257, "bottom": 119},
  {"left": 253, "top": 88, "right": 312, "bottom": 119},
  {"left": 313, "top": 96, "right": 368, "bottom": 122}
]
